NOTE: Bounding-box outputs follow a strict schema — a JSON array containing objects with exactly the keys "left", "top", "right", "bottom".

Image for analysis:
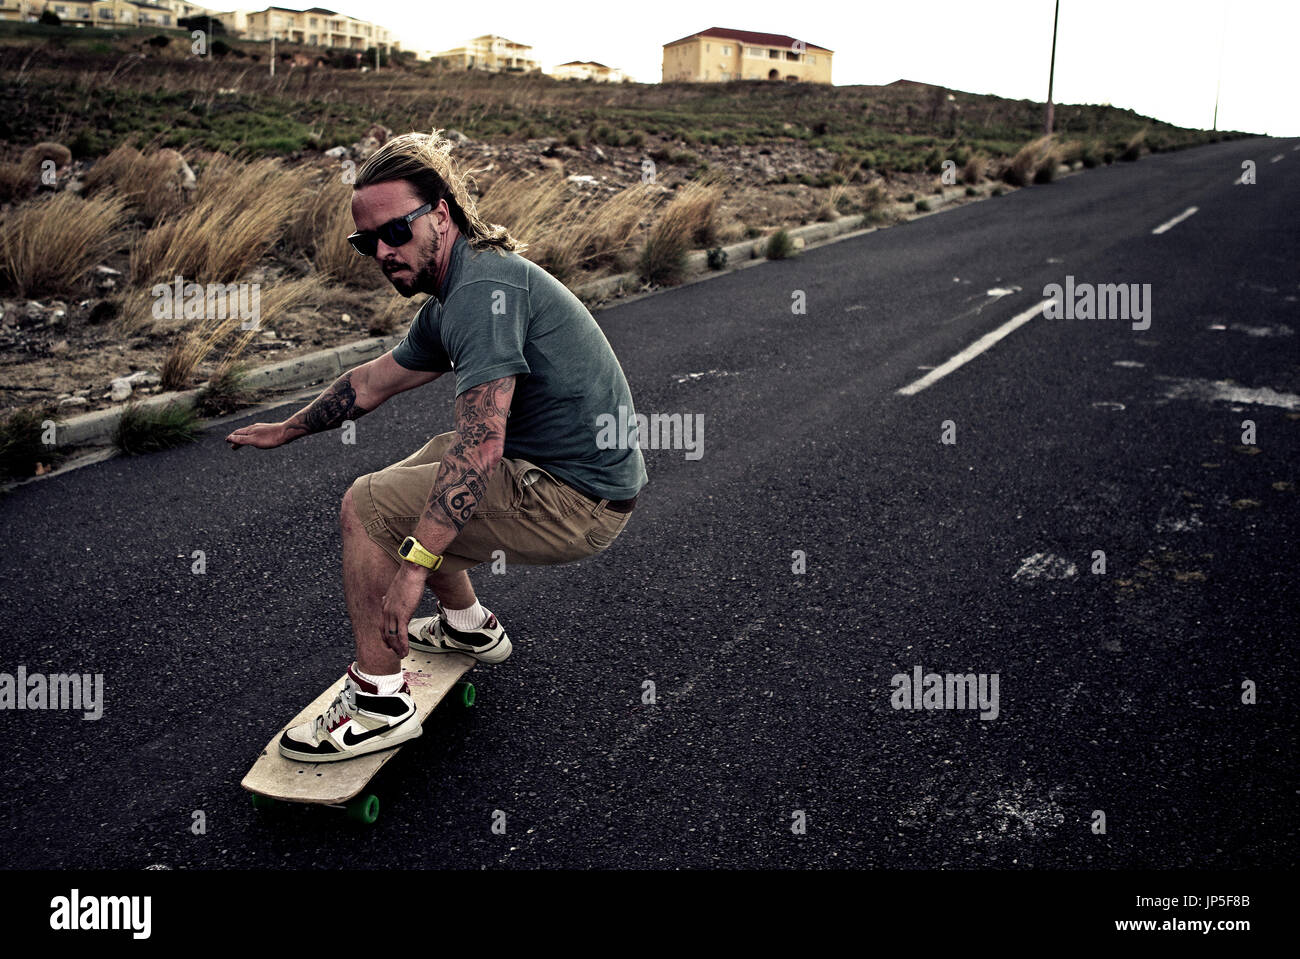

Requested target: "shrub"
[
  {"left": 765, "top": 229, "right": 795, "bottom": 260},
  {"left": 707, "top": 247, "right": 728, "bottom": 270},
  {"left": 915, "top": 199, "right": 931, "bottom": 212},
  {"left": 0, "top": 407, "right": 59, "bottom": 480},
  {"left": 113, "top": 403, "right": 202, "bottom": 455},
  {"left": 194, "top": 362, "right": 250, "bottom": 418}
]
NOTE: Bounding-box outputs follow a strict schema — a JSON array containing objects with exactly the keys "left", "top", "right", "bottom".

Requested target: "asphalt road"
[{"left": 1, "top": 136, "right": 1296, "bottom": 869}]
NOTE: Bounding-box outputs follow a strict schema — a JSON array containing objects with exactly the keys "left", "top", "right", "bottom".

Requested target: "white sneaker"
[
  {"left": 278, "top": 665, "right": 421, "bottom": 763},
  {"left": 408, "top": 603, "right": 512, "bottom": 664}
]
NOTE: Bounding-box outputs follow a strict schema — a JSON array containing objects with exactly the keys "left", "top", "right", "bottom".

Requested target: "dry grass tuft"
[
  {"left": 478, "top": 174, "right": 658, "bottom": 282},
  {"left": 302, "top": 177, "right": 385, "bottom": 288},
  {"left": 1120, "top": 129, "right": 1146, "bottom": 162},
  {"left": 81, "top": 144, "right": 190, "bottom": 223},
  {"left": 637, "top": 179, "right": 722, "bottom": 286},
  {"left": 158, "top": 274, "right": 325, "bottom": 389},
  {"left": 129, "top": 155, "right": 311, "bottom": 292},
  {"left": 1002, "top": 136, "right": 1059, "bottom": 187},
  {"left": 0, "top": 191, "right": 128, "bottom": 297}
]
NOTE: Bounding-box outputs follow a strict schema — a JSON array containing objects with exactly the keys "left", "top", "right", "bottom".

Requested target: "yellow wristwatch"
[{"left": 398, "top": 536, "right": 442, "bottom": 570}]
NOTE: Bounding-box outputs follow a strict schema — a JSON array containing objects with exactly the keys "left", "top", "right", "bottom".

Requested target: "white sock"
[
  {"left": 354, "top": 664, "right": 404, "bottom": 695},
  {"left": 444, "top": 601, "right": 488, "bottom": 631}
]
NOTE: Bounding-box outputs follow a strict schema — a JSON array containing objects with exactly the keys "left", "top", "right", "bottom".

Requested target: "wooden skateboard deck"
[{"left": 242, "top": 649, "right": 476, "bottom": 820}]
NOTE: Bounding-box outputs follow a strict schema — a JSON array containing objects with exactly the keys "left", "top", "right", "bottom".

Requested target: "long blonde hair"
[{"left": 354, "top": 130, "right": 523, "bottom": 255}]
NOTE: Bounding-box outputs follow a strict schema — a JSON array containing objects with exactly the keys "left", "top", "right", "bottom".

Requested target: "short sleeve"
[
  {"left": 391, "top": 298, "right": 452, "bottom": 372},
  {"left": 439, "top": 280, "right": 531, "bottom": 395}
]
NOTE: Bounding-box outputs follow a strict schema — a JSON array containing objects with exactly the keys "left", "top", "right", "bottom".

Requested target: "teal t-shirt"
[{"left": 392, "top": 234, "right": 647, "bottom": 500}]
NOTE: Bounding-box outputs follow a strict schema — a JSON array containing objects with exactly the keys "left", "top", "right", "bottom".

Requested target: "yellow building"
[
  {"left": 551, "top": 60, "right": 625, "bottom": 83},
  {"left": 662, "top": 26, "right": 832, "bottom": 84},
  {"left": 0, "top": 1, "right": 398, "bottom": 51},
  {"left": 429, "top": 35, "right": 539, "bottom": 72},
  {"left": 0, "top": 0, "right": 180, "bottom": 27},
  {"left": 241, "top": 6, "right": 393, "bottom": 52}
]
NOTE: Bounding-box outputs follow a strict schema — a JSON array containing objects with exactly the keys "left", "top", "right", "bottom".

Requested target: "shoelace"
[{"left": 316, "top": 681, "right": 357, "bottom": 734}]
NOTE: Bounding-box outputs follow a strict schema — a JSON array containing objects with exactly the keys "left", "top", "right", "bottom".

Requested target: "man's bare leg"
[
  {"left": 341, "top": 487, "right": 402, "bottom": 675},
  {"left": 425, "top": 567, "right": 477, "bottom": 611}
]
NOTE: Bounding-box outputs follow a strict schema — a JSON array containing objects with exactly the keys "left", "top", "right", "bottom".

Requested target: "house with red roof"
[{"left": 662, "top": 26, "right": 832, "bottom": 83}]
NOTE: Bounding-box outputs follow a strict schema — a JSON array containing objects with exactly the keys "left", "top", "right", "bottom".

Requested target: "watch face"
[{"left": 399, "top": 538, "right": 412, "bottom": 557}]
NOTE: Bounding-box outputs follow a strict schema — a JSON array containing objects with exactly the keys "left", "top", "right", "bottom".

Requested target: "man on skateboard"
[{"left": 226, "top": 130, "right": 646, "bottom": 761}]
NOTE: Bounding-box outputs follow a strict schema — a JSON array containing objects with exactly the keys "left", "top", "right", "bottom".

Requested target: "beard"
[{"left": 382, "top": 230, "right": 439, "bottom": 296}]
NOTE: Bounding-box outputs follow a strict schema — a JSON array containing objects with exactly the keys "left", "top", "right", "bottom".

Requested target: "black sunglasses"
[{"left": 347, "top": 202, "right": 432, "bottom": 257}]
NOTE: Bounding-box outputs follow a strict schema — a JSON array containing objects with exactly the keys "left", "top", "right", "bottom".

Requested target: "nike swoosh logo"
[{"left": 341, "top": 724, "right": 395, "bottom": 747}]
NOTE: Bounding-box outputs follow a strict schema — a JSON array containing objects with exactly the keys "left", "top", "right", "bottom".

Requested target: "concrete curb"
[
  {"left": 46, "top": 181, "right": 1003, "bottom": 453},
  {"left": 53, "top": 334, "right": 403, "bottom": 448}
]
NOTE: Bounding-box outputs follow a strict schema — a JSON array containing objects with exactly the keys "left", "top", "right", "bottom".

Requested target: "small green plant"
[
  {"left": 915, "top": 199, "right": 931, "bottom": 212},
  {"left": 113, "top": 402, "right": 202, "bottom": 455},
  {"left": 899, "top": 192, "right": 914, "bottom": 203},
  {"left": 965, "top": 186, "right": 977, "bottom": 196},
  {"left": 0, "top": 407, "right": 59, "bottom": 480},
  {"left": 991, "top": 186, "right": 1005, "bottom": 197},
  {"left": 706, "top": 247, "right": 728, "bottom": 270},
  {"left": 194, "top": 364, "right": 250, "bottom": 418},
  {"left": 765, "top": 229, "right": 796, "bottom": 260}
]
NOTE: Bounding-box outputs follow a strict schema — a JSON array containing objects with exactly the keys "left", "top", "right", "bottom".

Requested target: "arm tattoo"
[
  {"left": 282, "top": 371, "right": 371, "bottom": 441},
  {"left": 416, "top": 377, "right": 516, "bottom": 544}
]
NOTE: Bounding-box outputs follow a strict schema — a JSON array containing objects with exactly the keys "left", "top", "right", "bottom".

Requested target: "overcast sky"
[{"left": 327, "top": 0, "right": 1296, "bottom": 136}]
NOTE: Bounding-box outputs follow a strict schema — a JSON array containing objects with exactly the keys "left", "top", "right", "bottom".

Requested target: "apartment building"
[
  {"left": 2, "top": 1, "right": 397, "bottom": 54},
  {"left": 428, "top": 35, "right": 539, "bottom": 72},
  {"left": 551, "top": 60, "right": 626, "bottom": 83},
  {"left": 240, "top": 7, "right": 393, "bottom": 52},
  {"left": 0, "top": 0, "right": 183, "bottom": 27},
  {"left": 662, "top": 26, "right": 832, "bottom": 84}
]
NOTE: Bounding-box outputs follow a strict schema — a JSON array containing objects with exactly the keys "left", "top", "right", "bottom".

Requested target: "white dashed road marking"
[
  {"left": 898, "top": 300, "right": 1046, "bottom": 396},
  {"left": 1152, "top": 206, "right": 1199, "bottom": 235}
]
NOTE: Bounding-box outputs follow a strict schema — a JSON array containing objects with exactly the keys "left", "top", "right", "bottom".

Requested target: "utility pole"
[
  {"left": 1212, "top": 2, "right": 1226, "bottom": 130},
  {"left": 1045, "top": 0, "right": 1060, "bottom": 135}
]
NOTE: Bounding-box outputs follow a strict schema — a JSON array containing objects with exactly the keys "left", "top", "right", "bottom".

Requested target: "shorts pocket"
[{"left": 584, "top": 513, "right": 629, "bottom": 551}]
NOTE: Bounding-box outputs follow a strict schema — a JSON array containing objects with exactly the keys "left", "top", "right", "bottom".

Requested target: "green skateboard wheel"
[
  {"left": 457, "top": 681, "right": 476, "bottom": 708},
  {"left": 251, "top": 793, "right": 278, "bottom": 811},
  {"left": 347, "top": 793, "right": 380, "bottom": 824}
]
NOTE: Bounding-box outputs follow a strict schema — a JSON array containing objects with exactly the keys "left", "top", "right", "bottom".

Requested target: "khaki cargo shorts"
[{"left": 349, "top": 432, "right": 633, "bottom": 574}]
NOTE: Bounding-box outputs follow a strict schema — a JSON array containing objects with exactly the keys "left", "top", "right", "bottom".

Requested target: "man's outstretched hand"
[{"left": 226, "top": 422, "right": 288, "bottom": 451}]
